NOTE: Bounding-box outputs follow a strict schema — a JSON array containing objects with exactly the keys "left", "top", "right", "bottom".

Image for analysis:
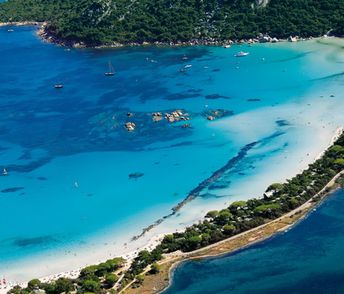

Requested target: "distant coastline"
[
  {"left": 0, "top": 21, "right": 314, "bottom": 49},
  {"left": 38, "top": 23, "right": 313, "bottom": 49}
]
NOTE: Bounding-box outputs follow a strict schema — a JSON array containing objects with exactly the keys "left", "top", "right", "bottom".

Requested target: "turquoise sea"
[
  {"left": 1, "top": 26, "right": 344, "bottom": 282},
  {"left": 164, "top": 189, "right": 344, "bottom": 294}
]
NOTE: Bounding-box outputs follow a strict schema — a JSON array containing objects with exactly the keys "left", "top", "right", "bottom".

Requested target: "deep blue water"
[
  {"left": 164, "top": 189, "right": 344, "bottom": 294},
  {"left": 1, "top": 26, "right": 344, "bottom": 281}
]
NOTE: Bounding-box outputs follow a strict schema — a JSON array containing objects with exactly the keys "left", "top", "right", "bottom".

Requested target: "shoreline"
[
  {"left": 0, "top": 27, "right": 343, "bottom": 293},
  {"left": 0, "top": 21, "right": 44, "bottom": 27},
  {"left": 0, "top": 124, "right": 342, "bottom": 294},
  {"left": 128, "top": 169, "right": 344, "bottom": 294},
  {"left": 132, "top": 127, "right": 344, "bottom": 242},
  {"left": 0, "top": 21, "right": 316, "bottom": 49},
  {"left": 38, "top": 25, "right": 314, "bottom": 49}
]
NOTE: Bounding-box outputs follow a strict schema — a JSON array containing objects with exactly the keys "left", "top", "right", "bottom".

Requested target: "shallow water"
[
  {"left": 1, "top": 26, "right": 344, "bottom": 281},
  {"left": 164, "top": 189, "right": 344, "bottom": 294}
]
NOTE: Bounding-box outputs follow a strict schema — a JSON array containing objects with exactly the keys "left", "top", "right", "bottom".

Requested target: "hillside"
[{"left": 0, "top": 0, "right": 343, "bottom": 46}]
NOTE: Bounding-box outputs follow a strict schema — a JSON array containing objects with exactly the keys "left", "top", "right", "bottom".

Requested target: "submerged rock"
[
  {"left": 182, "top": 123, "right": 191, "bottom": 128},
  {"left": 203, "top": 109, "right": 234, "bottom": 121},
  {"left": 165, "top": 109, "right": 190, "bottom": 123},
  {"left": 1, "top": 187, "right": 24, "bottom": 193},
  {"left": 152, "top": 112, "right": 163, "bottom": 122},
  {"left": 124, "top": 122, "right": 136, "bottom": 132},
  {"left": 129, "top": 172, "right": 144, "bottom": 179},
  {"left": 205, "top": 94, "right": 231, "bottom": 100}
]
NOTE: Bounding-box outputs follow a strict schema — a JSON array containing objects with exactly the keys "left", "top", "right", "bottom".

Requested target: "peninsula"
[{"left": 8, "top": 128, "right": 344, "bottom": 294}]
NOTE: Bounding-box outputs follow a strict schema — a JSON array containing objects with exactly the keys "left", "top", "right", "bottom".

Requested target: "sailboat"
[
  {"left": 104, "top": 61, "right": 115, "bottom": 76},
  {"left": 3, "top": 168, "right": 8, "bottom": 176}
]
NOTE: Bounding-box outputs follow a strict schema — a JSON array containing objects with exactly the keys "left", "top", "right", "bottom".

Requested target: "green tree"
[
  {"left": 55, "top": 278, "right": 74, "bottom": 293},
  {"left": 104, "top": 274, "right": 118, "bottom": 288},
  {"left": 205, "top": 210, "right": 219, "bottom": 218},
  {"left": 222, "top": 224, "right": 236, "bottom": 235},
  {"left": 149, "top": 263, "right": 160, "bottom": 274},
  {"left": 81, "top": 279, "right": 101, "bottom": 293},
  {"left": 28, "top": 279, "right": 41, "bottom": 290}
]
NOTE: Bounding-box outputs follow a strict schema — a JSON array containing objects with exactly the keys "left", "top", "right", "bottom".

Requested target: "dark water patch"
[
  {"left": 129, "top": 172, "right": 144, "bottom": 179},
  {"left": 247, "top": 98, "right": 261, "bottom": 102},
  {"left": 208, "top": 182, "right": 230, "bottom": 190},
  {"left": 95, "top": 73, "right": 172, "bottom": 105},
  {"left": 187, "top": 89, "right": 203, "bottom": 93},
  {"left": 312, "top": 71, "right": 344, "bottom": 81},
  {"left": 259, "top": 271, "right": 344, "bottom": 294},
  {"left": 6, "top": 157, "right": 52, "bottom": 173},
  {"left": 13, "top": 236, "right": 57, "bottom": 248},
  {"left": 197, "top": 56, "right": 220, "bottom": 62},
  {"left": 273, "top": 51, "right": 311, "bottom": 63},
  {"left": 260, "top": 130, "right": 285, "bottom": 142},
  {"left": 166, "top": 92, "right": 201, "bottom": 100},
  {"left": 276, "top": 119, "right": 290, "bottom": 127},
  {"left": 1, "top": 187, "right": 24, "bottom": 193},
  {"left": 212, "top": 69, "right": 221, "bottom": 72},
  {"left": 97, "top": 88, "right": 132, "bottom": 105},
  {"left": 168, "top": 48, "right": 212, "bottom": 64},
  {"left": 205, "top": 94, "right": 231, "bottom": 100},
  {"left": 37, "top": 177, "right": 47, "bottom": 181},
  {"left": 0, "top": 145, "right": 8, "bottom": 151},
  {"left": 18, "top": 150, "right": 32, "bottom": 160},
  {"left": 169, "top": 141, "right": 193, "bottom": 148},
  {"left": 199, "top": 193, "right": 225, "bottom": 199},
  {"left": 3, "top": 105, "right": 194, "bottom": 172},
  {"left": 131, "top": 140, "right": 259, "bottom": 241},
  {"left": 164, "top": 190, "right": 344, "bottom": 294}
]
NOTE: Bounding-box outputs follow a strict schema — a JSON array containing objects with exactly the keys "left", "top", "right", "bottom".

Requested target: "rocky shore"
[
  {"left": 0, "top": 21, "right": 44, "bottom": 27},
  {"left": 0, "top": 20, "right": 319, "bottom": 49},
  {"left": 32, "top": 21, "right": 314, "bottom": 49}
]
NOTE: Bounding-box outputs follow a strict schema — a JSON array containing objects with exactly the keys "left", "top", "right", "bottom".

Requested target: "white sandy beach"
[{"left": 1, "top": 100, "right": 343, "bottom": 292}]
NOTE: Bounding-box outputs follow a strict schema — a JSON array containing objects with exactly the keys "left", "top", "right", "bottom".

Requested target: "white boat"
[
  {"left": 184, "top": 64, "right": 192, "bottom": 69},
  {"left": 223, "top": 44, "right": 231, "bottom": 48},
  {"left": 104, "top": 61, "right": 115, "bottom": 76},
  {"left": 235, "top": 51, "right": 249, "bottom": 57},
  {"left": 3, "top": 168, "right": 8, "bottom": 176},
  {"left": 54, "top": 84, "right": 64, "bottom": 89}
]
